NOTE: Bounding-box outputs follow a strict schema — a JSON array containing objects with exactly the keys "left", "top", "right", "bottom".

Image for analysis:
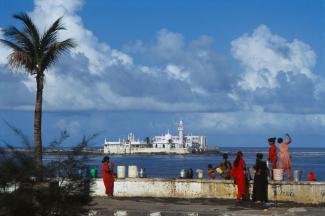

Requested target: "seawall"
[{"left": 92, "top": 178, "right": 325, "bottom": 204}]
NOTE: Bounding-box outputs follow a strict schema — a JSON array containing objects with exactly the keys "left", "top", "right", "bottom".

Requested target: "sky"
[{"left": 0, "top": 0, "right": 324, "bottom": 148}]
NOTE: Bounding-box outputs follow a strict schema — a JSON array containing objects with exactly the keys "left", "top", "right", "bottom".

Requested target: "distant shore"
[{"left": 0, "top": 147, "right": 222, "bottom": 156}]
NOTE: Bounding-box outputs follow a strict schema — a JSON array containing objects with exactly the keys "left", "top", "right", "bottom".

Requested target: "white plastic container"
[
  {"left": 293, "top": 170, "right": 302, "bottom": 181},
  {"left": 128, "top": 165, "right": 138, "bottom": 178},
  {"left": 273, "top": 169, "right": 283, "bottom": 181},
  {"left": 117, "top": 165, "right": 126, "bottom": 179}
]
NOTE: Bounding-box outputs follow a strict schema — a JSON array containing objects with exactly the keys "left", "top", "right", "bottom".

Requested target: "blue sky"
[{"left": 0, "top": 0, "right": 324, "bottom": 147}]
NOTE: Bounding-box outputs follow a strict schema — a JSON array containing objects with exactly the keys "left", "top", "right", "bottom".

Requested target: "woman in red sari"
[
  {"left": 102, "top": 156, "right": 114, "bottom": 197},
  {"left": 231, "top": 151, "right": 247, "bottom": 201}
]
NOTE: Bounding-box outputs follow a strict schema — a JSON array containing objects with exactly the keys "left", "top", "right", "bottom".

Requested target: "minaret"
[{"left": 178, "top": 120, "right": 184, "bottom": 147}]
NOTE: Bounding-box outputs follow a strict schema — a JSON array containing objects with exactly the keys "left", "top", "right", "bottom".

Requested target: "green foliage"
[
  {"left": 0, "top": 127, "right": 94, "bottom": 216},
  {"left": 0, "top": 12, "right": 76, "bottom": 75}
]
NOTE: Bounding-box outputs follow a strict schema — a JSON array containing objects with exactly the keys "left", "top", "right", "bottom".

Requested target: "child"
[
  {"left": 207, "top": 164, "right": 216, "bottom": 179},
  {"left": 217, "top": 153, "right": 232, "bottom": 180}
]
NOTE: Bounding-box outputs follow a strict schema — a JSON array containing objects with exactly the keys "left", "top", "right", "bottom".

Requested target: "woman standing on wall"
[
  {"left": 268, "top": 137, "right": 277, "bottom": 170},
  {"left": 278, "top": 133, "right": 293, "bottom": 181},
  {"left": 231, "top": 151, "right": 247, "bottom": 202},
  {"left": 102, "top": 156, "right": 115, "bottom": 197},
  {"left": 252, "top": 153, "right": 268, "bottom": 203}
]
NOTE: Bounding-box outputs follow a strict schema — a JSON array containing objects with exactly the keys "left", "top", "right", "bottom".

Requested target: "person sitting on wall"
[
  {"left": 207, "top": 164, "right": 216, "bottom": 179},
  {"left": 216, "top": 153, "right": 232, "bottom": 180},
  {"left": 101, "top": 156, "right": 115, "bottom": 197}
]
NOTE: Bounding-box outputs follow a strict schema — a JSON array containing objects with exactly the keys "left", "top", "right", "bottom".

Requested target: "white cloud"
[
  {"left": 231, "top": 25, "right": 316, "bottom": 91},
  {"left": 0, "top": 0, "right": 324, "bottom": 126},
  {"left": 230, "top": 25, "right": 324, "bottom": 114},
  {"left": 191, "top": 111, "right": 325, "bottom": 134},
  {"left": 0, "top": 29, "right": 11, "bottom": 65},
  {"left": 31, "top": 0, "right": 133, "bottom": 75},
  {"left": 165, "top": 64, "right": 190, "bottom": 81}
]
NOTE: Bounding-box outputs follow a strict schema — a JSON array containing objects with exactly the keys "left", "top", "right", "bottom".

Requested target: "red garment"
[
  {"left": 102, "top": 162, "right": 114, "bottom": 196},
  {"left": 231, "top": 157, "right": 246, "bottom": 200},
  {"left": 268, "top": 144, "right": 277, "bottom": 169},
  {"left": 308, "top": 172, "right": 316, "bottom": 181}
]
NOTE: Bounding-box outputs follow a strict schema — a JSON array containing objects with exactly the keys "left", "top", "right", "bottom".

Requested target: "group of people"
[
  {"left": 268, "top": 133, "right": 292, "bottom": 180},
  {"left": 207, "top": 133, "right": 294, "bottom": 203},
  {"left": 101, "top": 133, "right": 317, "bottom": 202}
]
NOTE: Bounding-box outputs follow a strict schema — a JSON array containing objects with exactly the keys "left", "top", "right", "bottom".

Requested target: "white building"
[
  {"left": 103, "top": 120, "right": 207, "bottom": 154},
  {"left": 152, "top": 120, "right": 207, "bottom": 150},
  {"left": 103, "top": 132, "right": 148, "bottom": 154}
]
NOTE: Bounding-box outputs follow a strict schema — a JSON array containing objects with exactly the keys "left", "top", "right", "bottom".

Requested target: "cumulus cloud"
[
  {"left": 5, "top": 0, "right": 235, "bottom": 112},
  {"left": 231, "top": 25, "right": 316, "bottom": 91},
  {"left": 0, "top": 0, "right": 324, "bottom": 137},
  {"left": 30, "top": 0, "right": 133, "bottom": 75},
  {"left": 230, "top": 25, "right": 325, "bottom": 114}
]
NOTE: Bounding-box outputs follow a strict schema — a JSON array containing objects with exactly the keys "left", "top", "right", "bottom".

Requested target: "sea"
[{"left": 44, "top": 147, "right": 325, "bottom": 181}]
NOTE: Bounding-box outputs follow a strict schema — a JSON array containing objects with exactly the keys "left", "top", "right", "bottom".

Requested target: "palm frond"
[
  {"left": 2, "top": 26, "right": 34, "bottom": 52},
  {"left": 8, "top": 51, "right": 35, "bottom": 74},
  {"left": 13, "top": 13, "right": 40, "bottom": 47},
  {"left": 40, "top": 17, "right": 65, "bottom": 51},
  {"left": 1, "top": 13, "right": 76, "bottom": 75},
  {"left": 40, "top": 38, "right": 76, "bottom": 71},
  {"left": 0, "top": 39, "right": 24, "bottom": 52}
]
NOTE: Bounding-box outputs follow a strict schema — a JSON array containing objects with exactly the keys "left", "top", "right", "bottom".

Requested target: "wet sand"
[{"left": 88, "top": 197, "right": 324, "bottom": 215}]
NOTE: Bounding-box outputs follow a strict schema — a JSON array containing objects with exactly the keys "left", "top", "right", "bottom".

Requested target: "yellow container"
[{"left": 197, "top": 169, "right": 203, "bottom": 179}]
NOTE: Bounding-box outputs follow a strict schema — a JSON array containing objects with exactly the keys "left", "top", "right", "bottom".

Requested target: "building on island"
[{"left": 103, "top": 120, "right": 207, "bottom": 154}]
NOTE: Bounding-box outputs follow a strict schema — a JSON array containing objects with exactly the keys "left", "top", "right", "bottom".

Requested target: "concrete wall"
[{"left": 92, "top": 178, "right": 325, "bottom": 204}]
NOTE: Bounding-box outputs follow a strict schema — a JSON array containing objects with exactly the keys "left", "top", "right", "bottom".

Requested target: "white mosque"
[{"left": 103, "top": 120, "right": 207, "bottom": 154}]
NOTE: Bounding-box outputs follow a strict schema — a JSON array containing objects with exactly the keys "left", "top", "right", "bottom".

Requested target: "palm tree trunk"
[{"left": 34, "top": 73, "right": 44, "bottom": 170}]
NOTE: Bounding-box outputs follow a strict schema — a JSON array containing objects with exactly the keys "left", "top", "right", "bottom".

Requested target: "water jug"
[
  {"left": 139, "top": 168, "right": 146, "bottom": 178},
  {"left": 128, "top": 165, "right": 138, "bottom": 178},
  {"left": 293, "top": 170, "right": 302, "bottom": 181},
  {"left": 117, "top": 165, "right": 126, "bottom": 179},
  {"left": 180, "top": 169, "right": 186, "bottom": 178}
]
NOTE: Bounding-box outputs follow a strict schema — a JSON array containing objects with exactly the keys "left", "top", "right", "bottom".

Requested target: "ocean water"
[{"left": 44, "top": 147, "right": 325, "bottom": 180}]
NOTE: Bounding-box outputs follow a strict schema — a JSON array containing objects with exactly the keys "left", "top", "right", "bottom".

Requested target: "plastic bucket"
[
  {"left": 294, "top": 170, "right": 302, "bottom": 181},
  {"left": 117, "top": 165, "right": 126, "bottom": 179},
  {"left": 273, "top": 169, "right": 283, "bottom": 181},
  {"left": 128, "top": 165, "right": 138, "bottom": 178}
]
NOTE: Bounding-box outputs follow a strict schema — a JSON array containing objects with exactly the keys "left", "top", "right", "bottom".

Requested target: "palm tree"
[{"left": 0, "top": 13, "right": 76, "bottom": 169}]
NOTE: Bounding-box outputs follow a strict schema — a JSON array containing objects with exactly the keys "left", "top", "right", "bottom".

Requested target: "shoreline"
[{"left": 1, "top": 148, "right": 222, "bottom": 156}]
